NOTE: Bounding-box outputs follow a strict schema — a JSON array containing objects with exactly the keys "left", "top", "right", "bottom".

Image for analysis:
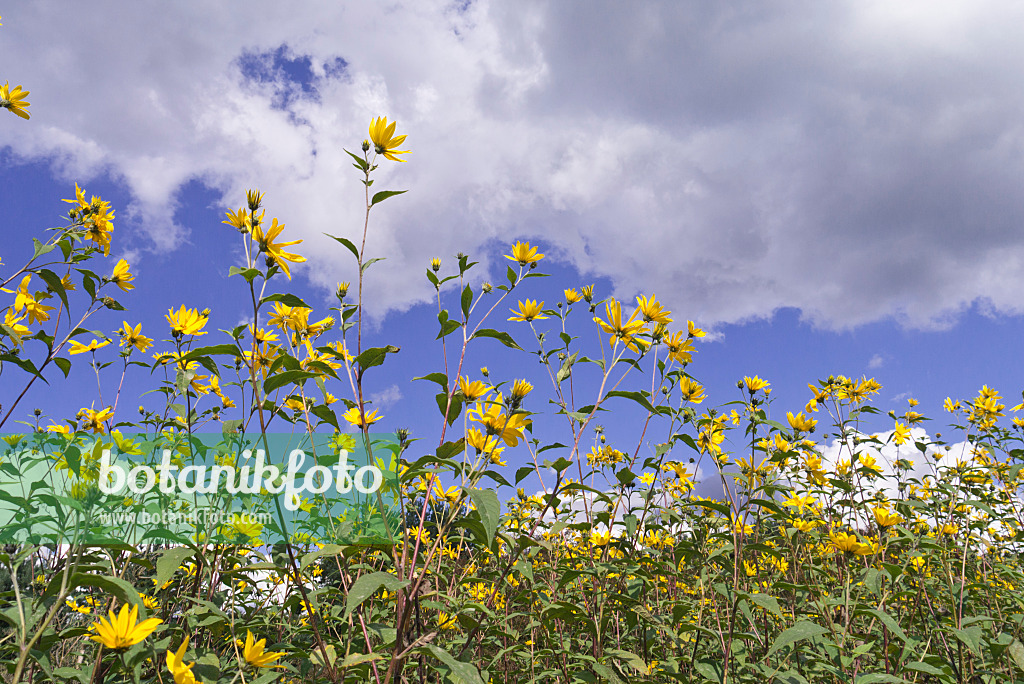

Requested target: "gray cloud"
[{"left": 3, "top": 1, "right": 1024, "bottom": 329}]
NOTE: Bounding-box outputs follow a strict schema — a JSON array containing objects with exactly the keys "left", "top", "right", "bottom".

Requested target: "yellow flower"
[
  {"left": 368, "top": 116, "right": 410, "bottom": 161},
  {"left": 434, "top": 482, "right": 462, "bottom": 506},
  {"left": 510, "top": 379, "right": 533, "bottom": 400},
  {"left": 252, "top": 217, "right": 306, "bottom": 280},
  {"left": 47, "top": 423, "right": 72, "bottom": 435},
  {"left": 167, "top": 636, "right": 198, "bottom": 684},
  {"left": 241, "top": 630, "right": 285, "bottom": 668},
  {"left": 564, "top": 288, "right": 581, "bottom": 304},
  {"left": 119, "top": 322, "right": 154, "bottom": 353},
  {"left": 458, "top": 376, "right": 490, "bottom": 401},
  {"left": 509, "top": 299, "right": 547, "bottom": 322},
  {"left": 342, "top": 406, "right": 382, "bottom": 428},
  {"left": 222, "top": 207, "right": 251, "bottom": 232},
  {"left": 892, "top": 422, "right": 911, "bottom": 446},
  {"left": 0, "top": 81, "right": 30, "bottom": 120},
  {"left": 678, "top": 376, "right": 705, "bottom": 403},
  {"left": 79, "top": 406, "right": 114, "bottom": 433},
  {"left": 89, "top": 604, "right": 162, "bottom": 650},
  {"left": 782, "top": 493, "right": 816, "bottom": 513},
  {"left": 505, "top": 241, "right": 544, "bottom": 266},
  {"left": 590, "top": 529, "right": 611, "bottom": 547},
  {"left": 787, "top": 411, "right": 817, "bottom": 432},
  {"left": 829, "top": 531, "right": 870, "bottom": 556},
  {"left": 593, "top": 298, "right": 647, "bottom": 352},
  {"left": 743, "top": 375, "right": 769, "bottom": 393},
  {"left": 69, "top": 338, "right": 111, "bottom": 355},
  {"left": 469, "top": 394, "right": 530, "bottom": 447},
  {"left": 23, "top": 299, "right": 54, "bottom": 325},
  {"left": 635, "top": 294, "right": 672, "bottom": 325},
  {"left": 2, "top": 308, "right": 29, "bottom": 338},
  {"left": 873, "top": 507, "right": 904, "bottom": 528},
  {"left": 63, "top": 184, "right": 116, "bottom": 255},
  {"left": 166, "top": 306, "right": 209, "bottom": 336},
  {"left": 663, "top": 330, "right": 695, "bottom": 364},
  {"left": 438, "top": 611, "right": 459, "bottom": 631},
  {"left": 687, "top": 320, "right": 705, "bottom": 338},
  {"left": 110, "top": 259, "right": 135, "bottom": 292}
]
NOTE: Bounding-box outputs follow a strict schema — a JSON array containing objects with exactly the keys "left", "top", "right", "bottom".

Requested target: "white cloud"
[
  {"left": 867, "top": 354, "right": 884, "bottom": 369},
  {"left": 369, "top": 384, "right": 403, "bottom": 409},
  {"left": 5, "top": 2, "right": 1024, "bottom": 329}
]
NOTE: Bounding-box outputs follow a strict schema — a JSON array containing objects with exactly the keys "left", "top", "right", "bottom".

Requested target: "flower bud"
[
  {"left": 336, "top": 281, "right": 350, "bottom": 300},
  {"left": 246, "top": 189, "right": 263, "bottom": 211},
  {"left": 430, "top": 258, "right": 441, "bottom": 272},
  {"left": 481, "top": 282, "right": 492, "bottom": 294},
  {"left": 361, "top": 139, "right": 370, "bottom": 152},
  {"left": 480, "top": 367, "right": 489, "bottom": 377}
]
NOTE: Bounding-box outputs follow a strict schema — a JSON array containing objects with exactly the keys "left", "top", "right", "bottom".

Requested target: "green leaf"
[
  {"left": 436, "top": 392, "right": 462, "bottom": 426},
  {"left": 370, "top": 189, "right": 407, "bottom": 206},
  {"left": 66, "top": 573, "right": 142, "bottom": 608},
  {"left": 467, "top": 487, "right": 500, "bottom": 548},
  {"left": 155, "top": 547, "right": 196, "bottom": 590},
  {"left": 53, "top": 357, "right": 72, "bottom": 379},
  {"left": 854, "top": 675, "right": 906, "bottom": 684},
  {"left": 413, "top": 373, "right": 449, "bottom": 391},
  {"left": 183, "top": 344, "right": 242, "bottom": 360},
  {"left": 310, "top": 644, "right": 337, "bottom": 668},
  {"left": 589, "top": 661, "right": 625, "bottom": 684},
  {"left": 33, "top": 238, "right": 56, "bottom": 260},
  {"left": 344, "top": 149, "right": 369, "bottom": 171},
  {"left": 310, "top": 405, "right": 340, "bottom": 430},
  {"left": 746, "top": 592, "right": 784, "bottom": 618},
  {"left": 423, "top": 645, "right": 486, "bottom": 684},
  {"left": 471, "top": 328, "right": 522, "bottom": 350},
  {"left": 36, "top": 268, "right": 70, "bottom": 312},
  {"left": 461, "top": 284, "right": 473, "bottom": 320},
  {"left": 325, "top": 233, "right": 361, "bottom": 261},
  {"left": 260, "top": 293, "right": 310, "bottom": 309},
  {"left": 361, "top": 257, "right": 385, "bottom": 273},
  {"left": 436, "top": 439, "right": 466, "bottom": 461},
  {"left": 354, "top": 345, "right": 400, "bottom": 373},
  {"left": 345, "top": 572, "right": 409, "bottom": 618},
  {"left": 604, "top": 390, "right": 658, "bottom": 413},
  {"left": 263, "top": 369, "right": 317, "bottom": 394},
  {"left": 228, "top": 266, "right": 262, "bottom": 283},
  {"left": 767, "top": 620, "right": 829, "bottom": 659}
]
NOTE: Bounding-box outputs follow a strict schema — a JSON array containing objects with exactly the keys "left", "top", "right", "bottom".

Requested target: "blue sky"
[{"left": 3, "top": 2, "right": 1024, "bottom": 495}]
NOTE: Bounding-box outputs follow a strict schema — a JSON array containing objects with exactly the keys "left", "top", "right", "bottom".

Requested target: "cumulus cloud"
[{"left": 4, "top": 1, "right": 1024, "bottom": 329}]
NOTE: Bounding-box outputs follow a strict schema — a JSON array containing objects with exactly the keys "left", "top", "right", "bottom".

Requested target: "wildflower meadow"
[{"left": 5, "top": 27, "right": 1024, "bottom": 684}]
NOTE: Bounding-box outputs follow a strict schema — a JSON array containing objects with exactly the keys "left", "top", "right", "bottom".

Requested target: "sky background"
[{"left": 2, "top": 1, "right": 1024, "bottom": 495}]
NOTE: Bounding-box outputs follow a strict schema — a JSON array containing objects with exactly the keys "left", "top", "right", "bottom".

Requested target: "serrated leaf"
[
  {"left": 155, "top": 547, "right": 196, "bottom": 590},
  {"left": 467, "top": 488, "right": 500, "bottom": 548},
  {"left": 345, "top": 572, "right": 409, "bottom": 618},
  {"left": 263, "top": 369, "right": 316, "bottom": 394},
  {"left": 767, "top": 620, "right": 829, "bottom": 658}
]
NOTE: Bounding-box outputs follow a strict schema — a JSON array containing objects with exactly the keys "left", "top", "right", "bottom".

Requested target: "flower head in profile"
[
  {"left": 342, "top": 406, "right": 382, "bottom": 428},
  {"left": 509, "top": 299, "right": 547, "bottom": 322},
  {"left": 240, "top": 630, "right": 285, "bottom": 668},
  {"left": 458, "top": 376, "right": 490, "bottom": 402},
  {"left": 252, "top": 218, "right": 306, "bottom": 280},
  {"left": 368, "top": 116, "right": 410, "bottom": 161},
  {"left": 79, "top": 406, "right": 114, "bottom": 433},
  {"left": 69, "top": 338, "right": 110, "bottom": 355},
  {"left": 0, "top": 81, "right": 30, "bottom": 120},
  {"left": 222, "top": 207, "right": 251, "bottom": 232},
  {"left": 636, "top": 294, "right": 672, "bottom": 325},
  {"left": 166, "top": 306, "right": 208, "bottom": 336},
  {"left": 89, "top": 604, "right": 162, "bottom": 650},
  {"left": 166, "top": 636, "right": 198, "bottom": 684},
  {"left": 505, "top": 241, "right": 544, "bottom": 266},
  {"left": 743, "top": 375, "right": 769, "bottom": 393},
  {"left": 110, "top": 259, "right": 135, "bottom": 292}
]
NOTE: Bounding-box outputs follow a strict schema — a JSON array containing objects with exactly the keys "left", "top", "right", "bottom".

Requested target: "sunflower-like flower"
[
  {"left": 342, "top": 406, "right": 382, "bottom": 428},
  {"left": 0, "top": 81, "right": 30, "bottom": 120},
  {"left": 509, "top": 299, "right": 547, "bottom": 322},
  {"left": 166, "top": 306, "right": 209, "bottom": 336},
  {"left": 368, "top": 116, "right": 410, "bottom": 161},
  {"left": 593, "top": 298, "right": 646, "bottom": 352},
  {"left": 505, "top": 241, "right": 544, "bottom": 266},
  {"left": 252, "top": 218, "right": 306, "bottom": 280},
  {"left": 89, "top": 604, "right": 162, "bottom": 650},
  {"left": 119, "top": 322, "right": 154, "bottom": 353},
  {"left": 239, "top": 630, "right": 285, "bottom": 668},
  {"left": 110, "top": 259, "right": 135, "bottom": 292},
  {"left": 167, "top": 636, "right": 198, "bottom": 684}
]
